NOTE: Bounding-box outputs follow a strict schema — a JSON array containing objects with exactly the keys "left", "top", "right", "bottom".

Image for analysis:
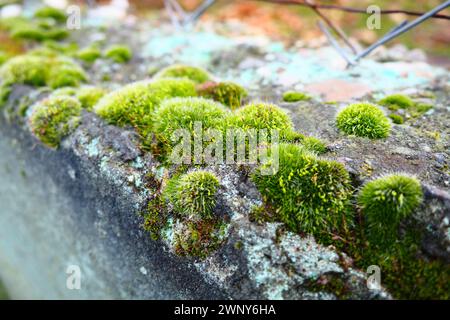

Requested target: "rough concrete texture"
[{"left": 0, "top": 14, "right": 449, "bottom": 299}]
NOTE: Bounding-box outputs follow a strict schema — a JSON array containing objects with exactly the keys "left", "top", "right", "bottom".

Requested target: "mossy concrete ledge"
[{"left": 0, "top": 85, "right": 447, "bottom": 299}]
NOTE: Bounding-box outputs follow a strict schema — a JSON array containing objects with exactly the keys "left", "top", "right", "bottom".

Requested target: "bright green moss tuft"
[
  {"left": 46, "top": 58, "right": 88, "bottom": 88},
  {"left": 165, "top": 171, "right": 220, "bottom": 219},
  {"left": 389, "top": 113, "right": 404, "bottom": 124},
  {"left": 282, "top": 91, "right": 311, "bottom": 102},
  {"left": 153, "top": 97, "right": 226, "bottom": 154},
  {"left": 155, "top": 64, "right": 210, "bottom": 84},
  {"left": 29, "top": 95, "right": 82, "bottom": 148},
  {"left": 104, "top": 45, "right": 132, "bottom": 63},
  {"left": 51, "top": 86, "right": 106, "bottom": 111},
  {"left": 336, "top": 103, "right": 390, "bottom": 139},
  {"left": 197, "top": 81, "right": 247, "bottom": 110},
  {"left": 379, "top": 94, "right": 414, "bottom": 110},
  {"left": 0, "top": 53, "right": 87, "bottom": 91},
  {"left": 252, "top": 143, "right": 353, "bottom": 237},
  {"left": 357, "top": 174, "right": 423, "bottom": 248},
  {"left": 301, "top": 136, "right": 327, "bottom": 154},
  {"left": 0, "top": 55, "right": 48, "bottom": 87},
  {"left": 76, "top": 86, "right": 106, "bottom": 111},
  {"left": 33, "top": 6, "right": 67, "bottom": 23},
  {"left": 75, "top": 47, "right": 101, "bottom": 63},
  {"left": 0, "top": 52, "right": 9, "bottom": 65},
  {"left": 227, "top": 103, "right": 294, "bottom": 138},
  {"left": 94, "top": 78, "right": 197, "bottom": 130}
]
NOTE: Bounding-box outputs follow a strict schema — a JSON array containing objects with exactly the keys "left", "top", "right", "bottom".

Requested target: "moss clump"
[
  {"left": 76, "top": 86, "right": 106, "bottom": 111},
  {"left": 29, "top": 96, "right": 82, "bottom": 148},
  {"left": 336, "top": 103, "right": 390, "bottom": 139},
  {"left": 227, "top": 103, "right": 294, "bottom": 138},
  {"left": 0, "top": 55, "right": 48, "bottom": 87},
  {"left": 389, "top": 113, "right": 404, "bottom": 124},
  {"left": 410, "top": 103, "right": 433, "bottom": 117},
  {"left": 282, "top": 91, "right": 311, "bottom": 102},
  {"left": 1, "top": 15, "right": 69, "bottom": 42},
  {"left": 301, "top": 136, "right": 327, "bottom": 154},
  {"left": 197, "top": 81, "right": 247, "bottom": 110},
  {"left": 33, "top": 6, "right": 67, "bottom": 23},
  {"left": 52, "top": 86, "right": 106, "bottom": 111},
  {"left": 104, "top": 45, "right": 132, "bottom": 63},
  {"left": 252, "top": 143, "right": 353, "bottom": 237},
  {"left": 46, "top": 58, "right": 88, "bottom": 88},
  {"left": 0, "top": 52, "right": 9, "bottom": 65},
  {"left": 379, "top": 94, "right": 433, "bottom": 120},
  {"left": 357, "top": 174, "right": 423, "bottom": 248},
  {"left": 75, "top": 47, "right": 101, "bottom": 63},
  {"left": 173, "top": 219, "right": 228, "bottom": 259},
  {"left": 165, "top": 171, "right": 220, "bottom": 219},
  {"left": 155, "top": 64, "right": 210, "bottom": 84},
  {"left": 378, "top": 94, "right": 414, "bottom": 110},
  {"left": 154, "top": 97, "right": 226, "bottom": 157},
  {"left": 94, "top": 78, "right": 197, "bottom": 129},
  {"left": 0, "top": 53, "right": 87, "bottom": 90},
  {"left": 143, "top": 195, "right": 167, "bottom": 241}
]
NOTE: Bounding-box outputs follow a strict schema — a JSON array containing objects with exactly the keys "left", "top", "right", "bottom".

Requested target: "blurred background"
[{"left": 96, "top": 0, "right": 449, "bottom": 60}]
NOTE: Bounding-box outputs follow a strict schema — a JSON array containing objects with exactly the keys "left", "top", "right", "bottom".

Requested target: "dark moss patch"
[{"left": 197, "top": 81, "right": 248, "bottom": 110}]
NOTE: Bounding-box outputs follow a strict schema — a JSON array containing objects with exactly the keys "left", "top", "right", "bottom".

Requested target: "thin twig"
[
  {"left": 304, "top": 0, "right": 356, "bottom": 54},
  {"left": 254, "top": 0, "right": 450, "bottom": 21}
]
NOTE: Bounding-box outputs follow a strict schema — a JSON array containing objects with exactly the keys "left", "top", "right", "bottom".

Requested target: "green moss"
[
  {"left": 389, "top": 113, "right": 404, "bottom": 124},
  {"left": 379, "top": 94, "right": 414, "bottom": 110},
  {"left": 304, "top": 272, "right": 351, "bottom": 299},
  {"left": 0, "top": 53, "right": 87, "bottom": 92},
  {"left": 143, "top": 195, "right": 167, "bottom": 241},
  {"left": 357, "top": 174, "right": 423, "bottom": 248},
  {"left": 0, "top": 52, "right": 8, "bottom": 65},
  {"left": 174, "top": 218, "right": 228, "bottom": 259},
  {"left": 336, "top": 103, "right": 390, "bottom": 139},
  {"left": 34, "top": 6, "right": 67, "bottom": 23},
  {"left": 94, "top": 78, "right": 197, "bottom": 135},
  {"left": 104, "top": 45, "right": 132, "bottom": 63},
  {"left": 197, "top": 81, "right": 247, "bottom": 110},
  {"left": 51, "top": 86, "right": 106, "bottom": 111},
  {"left": 252, "top": 143, "right": 353, "bottom": 237},
  {"left": 165, "top": 171, "right": 220, "bottom": 219},
  {"left": 410, "top": 103, "right": 433, "bottom": 117},
  {"left": 153, "top": 97, "right": 227, "bottom": 156},
  {"left": 46, "top": 58, "right": 88, "bottom": 88},
  {"left": 227, "top": 103, "right": 294, "bottom": 139},
  {"left": 0, "top": 55, "right": 47, "bottom": 87},
  {"left": 75, "top": 47, "right": 101, "bottom": 63},
  {"left": 282, "top": 91, "right": 311, "bottom": 102},
  {"left": 76, "top": 86, "right": 106, "bottom": 110},
  {"left": 29, "top": 95, "right": 82, "bottom": 148},
  {"left": 155, "top": 64, "right": 210, "bottom": 84},
  {"left": 301, "top": 136, "right": 327, "bottom": 154}
]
